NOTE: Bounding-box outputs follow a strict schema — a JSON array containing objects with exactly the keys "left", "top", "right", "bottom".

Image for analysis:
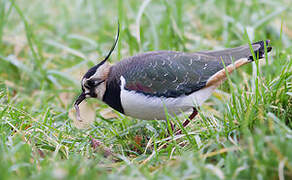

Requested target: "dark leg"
[
  {"left": 166, "top": 120, "right": 175, "bottom": 135},
  {"left": 161, "top": 108, "right": 198, "bottom": 149},
  {"left": 175, "top": 108, "right": 198, "bottom": 135}
]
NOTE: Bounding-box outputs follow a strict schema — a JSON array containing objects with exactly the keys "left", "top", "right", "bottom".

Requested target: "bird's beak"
[
  {"left": 74, "top": 93, "right": 86, "bottom": 121},
  {"left": 74, "top": 93, "right": 86, "bottom": 106}
]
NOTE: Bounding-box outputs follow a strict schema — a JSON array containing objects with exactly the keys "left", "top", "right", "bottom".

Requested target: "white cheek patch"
[
  {"left": 81, "top": 62, "right": 111, "bottom": 100},
  {"left": 87, "top": 62, "right": 111, "bottom": 81},
  {"left": 84, "top": 88, "right": 90, "bottom": 94},
  {"left": 95, "top": 82, "right": 106, "bottom": 99},
  {"left": 82, "top": 78, "right": 87, "bottom": 87}
]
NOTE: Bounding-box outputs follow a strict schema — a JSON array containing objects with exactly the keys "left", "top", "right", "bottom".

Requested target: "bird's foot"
[
  {"left": 174, "top": 108, "right": 198, "bottom": 135},
  {"left": 163, "top": 108, "right": 198, "bottom": 149}
]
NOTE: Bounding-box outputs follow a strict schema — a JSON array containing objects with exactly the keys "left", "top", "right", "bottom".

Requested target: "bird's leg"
[
  {"left": 166, "top": 120, "right": 175, "bottom": 135},
  {"left": 175, "top": 108, "right": 198, "bottom": 135},
  {"left": 161, "top": 108, "right": 198, "bottom": 149}
]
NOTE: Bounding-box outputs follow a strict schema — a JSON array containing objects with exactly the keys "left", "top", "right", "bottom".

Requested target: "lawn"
[{"left": 0, "top": 0, "right": 291, "bottom": 179}]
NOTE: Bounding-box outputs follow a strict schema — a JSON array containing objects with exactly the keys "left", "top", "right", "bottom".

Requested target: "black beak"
[
  {"left": 74, "top": 93, "right": 86, "bottom": 106},
  {"left": 74, "top": 93, "right": 86, "bottom": 121}
]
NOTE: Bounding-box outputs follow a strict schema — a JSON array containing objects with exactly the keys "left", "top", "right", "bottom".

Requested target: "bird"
[{"left": 74, "top": 24, "right": 272, "bottom": 134}]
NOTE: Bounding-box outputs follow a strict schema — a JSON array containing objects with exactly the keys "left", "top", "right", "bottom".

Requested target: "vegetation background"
[{"left": 0, "top": 0, "right": 291, "bottom": 179}]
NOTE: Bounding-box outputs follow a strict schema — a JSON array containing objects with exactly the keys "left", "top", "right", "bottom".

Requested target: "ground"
[{"left": 0, "top": 0, "right": 291, "bottom": 179}]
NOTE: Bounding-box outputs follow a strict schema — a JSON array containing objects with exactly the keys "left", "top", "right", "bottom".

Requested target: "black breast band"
[{"left": 102, "top": 76, "right": 124, "bottom": 114}]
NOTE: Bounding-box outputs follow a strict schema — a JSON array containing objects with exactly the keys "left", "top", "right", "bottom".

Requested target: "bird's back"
[{"left": 103, "top": 40, "right": 272, "bottom": 120}]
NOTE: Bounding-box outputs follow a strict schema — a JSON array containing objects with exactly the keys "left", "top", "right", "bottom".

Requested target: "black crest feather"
[
  {"left": 100, "top": 21, "right": 120, "bottom": 64},
  {"left": 83, "top": 22, "right": 120, "bottom": 79}
]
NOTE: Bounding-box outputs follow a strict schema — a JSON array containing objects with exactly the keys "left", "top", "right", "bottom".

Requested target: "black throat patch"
[{"left": 102, "top": 71, "right": 124, "bottom": 114}]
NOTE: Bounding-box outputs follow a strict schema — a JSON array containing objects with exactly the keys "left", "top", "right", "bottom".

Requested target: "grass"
[{"left": 0, "top": 0, "right": 291, "bottom": 179}]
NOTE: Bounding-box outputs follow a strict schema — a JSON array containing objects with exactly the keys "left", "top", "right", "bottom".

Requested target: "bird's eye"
[
  {"left": 84, "top": 80, "right": 95, "bottom": 89},
  {"left": 87, "top": 80, "right": 95, "bottom": 87},
  {"left": 84, "top": 79, "right": 105, "bottom": 89}
]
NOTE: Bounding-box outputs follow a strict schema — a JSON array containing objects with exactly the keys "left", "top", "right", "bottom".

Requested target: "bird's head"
[{"left": 74, "top": 23, "right": 119, "bottom": 114}]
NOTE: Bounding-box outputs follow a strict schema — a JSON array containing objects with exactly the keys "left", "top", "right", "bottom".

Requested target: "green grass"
[{"left": 0, "top": 0, "right": 292, "bottom": 179}]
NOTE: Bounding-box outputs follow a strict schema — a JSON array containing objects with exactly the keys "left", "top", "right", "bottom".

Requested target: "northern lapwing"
[{"left": 74, "top": 25, "right": 272, "bottom": 134}]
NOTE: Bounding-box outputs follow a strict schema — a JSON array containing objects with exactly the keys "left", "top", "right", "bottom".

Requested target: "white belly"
[{"left": 120, "top": 76, "right": 216, "bottom": 120}]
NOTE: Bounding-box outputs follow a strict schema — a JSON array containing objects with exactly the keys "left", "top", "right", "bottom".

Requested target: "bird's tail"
[
  {"left": 198, "top": 40, "right": 272, "bottom": 63},
  {"left": 248, "top": 40, "right": 272, "bottom": 61},
  {"left": 204, "top": 41, "right": 272, "bottom": 87}
]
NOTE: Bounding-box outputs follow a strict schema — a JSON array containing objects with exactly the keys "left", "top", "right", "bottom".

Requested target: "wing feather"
[
  {"left": 107, "top": 41, "right": 271, "bottom": 98},
  {"left": 110, "top": 51, "right": 224, "bottom": 97}
]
